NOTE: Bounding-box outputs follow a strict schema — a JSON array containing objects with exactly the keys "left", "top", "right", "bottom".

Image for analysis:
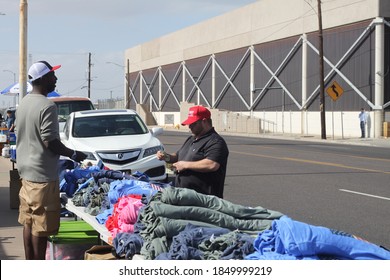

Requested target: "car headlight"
[
  {"left": 143, "top": 145, "right": 163, "bottom": 158},
  {"left": 82, "top": 151, "right": 97, "bottom": 160}
]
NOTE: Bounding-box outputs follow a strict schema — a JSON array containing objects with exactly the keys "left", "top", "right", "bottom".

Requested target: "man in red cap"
[
  {"left": 157, "top": 105, "right": 229, "bottom": 198},
  {"left": 16, "top": 61, "right": 87, "bottom": 259}
]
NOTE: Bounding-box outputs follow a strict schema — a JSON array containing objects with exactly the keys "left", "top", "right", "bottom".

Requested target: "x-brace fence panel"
[
  {"left": 382, "top": 20, "right": 390, "bottom": 109},
  {"left": 213, "top": 50, "right": 251, "bottom": 109},
  {"left": 129, "top": 18, "right": 386, "bottom": 113},
  {"left": 183, "top": 58, "right": 212, "bottom": 107},
  {"left": 251, "top": 38, "right": 303, "bottom": 110},
  {"left": 128, "top": 72, "right": 141, "bottom": 105},
  {"left": 160, "top": 66, "right": 182, "bottom": 110},
  {"left": 141, "top": 70, "right": 159, "bottom": 109},
  {"left": 303, "top": 19, "right": 378, "bottom": 110}
]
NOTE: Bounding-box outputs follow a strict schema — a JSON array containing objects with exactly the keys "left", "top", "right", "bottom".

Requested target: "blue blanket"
[{"left": 245, "top": 216, "right": 390, "bottom": 260}]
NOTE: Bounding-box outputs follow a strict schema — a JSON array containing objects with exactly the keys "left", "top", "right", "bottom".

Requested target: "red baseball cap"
[{"left": 182, "top": 105, "right": 211, "bottom": 125}]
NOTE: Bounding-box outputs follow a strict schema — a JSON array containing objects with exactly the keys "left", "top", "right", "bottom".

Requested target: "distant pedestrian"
[
  {"left": 358, "top": 108, "right": 367, "bottom": 138},
  {"left": 6, "top": 109, "right": 15, "bottom": 132}
]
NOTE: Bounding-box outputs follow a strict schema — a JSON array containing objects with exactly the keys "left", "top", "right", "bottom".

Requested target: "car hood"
[{"left": 66, "top": 133, "right": 161, "bottom": 152}]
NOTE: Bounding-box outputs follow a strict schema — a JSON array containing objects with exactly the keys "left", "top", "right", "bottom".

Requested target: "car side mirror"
[{"left": 150, "top": 127, "right": 163, "bottom": 136}]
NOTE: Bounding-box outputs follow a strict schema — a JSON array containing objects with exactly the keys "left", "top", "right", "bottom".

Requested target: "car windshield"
[{"left": 72, "top": 114, "right": 149, "bottom": 138}]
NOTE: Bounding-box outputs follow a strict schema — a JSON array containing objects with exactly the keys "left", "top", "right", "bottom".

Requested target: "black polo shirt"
[{"left": 175, "top": 127, "right": 229, "bottom": 198}]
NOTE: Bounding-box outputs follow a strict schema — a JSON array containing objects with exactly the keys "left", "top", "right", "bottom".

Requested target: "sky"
[{"left": 0, "top": 0, "right": 258, "bottom": 107}]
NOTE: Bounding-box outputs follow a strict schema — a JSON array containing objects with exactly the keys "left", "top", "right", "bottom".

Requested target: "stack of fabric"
[
  {"left": 113, "top": 186, "right": 284, "bottom": 260},
  {"left": 60, "top": 164, "right": 390, "bottom": 260},
  {"left": 111, "top": 187, "right": 390, "bottom": 260}
]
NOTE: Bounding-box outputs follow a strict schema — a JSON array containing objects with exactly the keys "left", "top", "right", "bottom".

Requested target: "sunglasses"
[{"left": 190, "top": 119, "right": 203, "bottom": 127}]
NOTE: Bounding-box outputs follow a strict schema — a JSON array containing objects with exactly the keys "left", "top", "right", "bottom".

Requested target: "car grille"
[
  {"left": 97, "top": 149, "right": 141, "bottom": 165},
  {"left": 144, "top": 166, "right": 166, "bottom": 178}
]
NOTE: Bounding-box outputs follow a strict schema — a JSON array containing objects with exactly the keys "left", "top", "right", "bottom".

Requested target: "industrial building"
[{"left": 124, "top": 0, "right": 390, "bottom": 138}]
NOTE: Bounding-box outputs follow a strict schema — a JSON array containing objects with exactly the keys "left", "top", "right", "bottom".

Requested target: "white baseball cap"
[{"left": 28, "top": 61, "right": 61, "bottom": 81}]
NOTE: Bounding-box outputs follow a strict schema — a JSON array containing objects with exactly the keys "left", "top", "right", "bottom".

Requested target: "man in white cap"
[
  {"left": 15, "top": 61, "right": 87, "bottom": 259},
  {"left": 156, "top": 105, "right": 229, "bottom": 198}
]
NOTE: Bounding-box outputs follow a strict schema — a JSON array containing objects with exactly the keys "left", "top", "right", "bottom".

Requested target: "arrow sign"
[{"left": 326, "top": 81, "right": 344, "bottom": 101}]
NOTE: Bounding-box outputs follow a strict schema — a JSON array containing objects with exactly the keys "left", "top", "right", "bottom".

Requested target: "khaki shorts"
[{"left": 18, "top": 179, "right": 61, "bottom": 237}]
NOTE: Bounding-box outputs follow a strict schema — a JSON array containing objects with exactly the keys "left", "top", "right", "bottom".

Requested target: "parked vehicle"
[
  {"left": 49, "top": 96, "right": 95, "bottom": 131},
  {"left": 60, "top": 109, "right": 166, "bottom": 181}
]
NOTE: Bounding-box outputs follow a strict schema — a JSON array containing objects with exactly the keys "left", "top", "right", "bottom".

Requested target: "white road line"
[{"left": 339, "top": 189, "right": 390, "bottom": 201}]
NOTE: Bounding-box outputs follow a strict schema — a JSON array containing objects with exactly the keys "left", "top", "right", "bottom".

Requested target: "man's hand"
[
  {"left": 156, "top": 150, "right": 166, "bottom": 161},
  {"left": 73, "top": 150, "right": 87, "bottom": 162}
]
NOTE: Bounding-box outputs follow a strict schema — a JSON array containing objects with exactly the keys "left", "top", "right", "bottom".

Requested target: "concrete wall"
[
  {"left": 125, "top": 0, "right": 386, "bottom": 71},
  {"left": 152, "top": 108, "right": 371, "bottom": 139}
]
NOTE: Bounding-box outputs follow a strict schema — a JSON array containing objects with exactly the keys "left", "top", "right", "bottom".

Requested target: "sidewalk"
[
  {"left": 1, "top": 133, "right": 389, "bottom": 260},
  {"left": 169, "top": 126, "right": 390, "bottom": 148},
  {"left": 244, "top": 132, "right": 390, "bottom": 148},
  {"left": 0, "top": 156, "right": 24, "bottom": 260}
]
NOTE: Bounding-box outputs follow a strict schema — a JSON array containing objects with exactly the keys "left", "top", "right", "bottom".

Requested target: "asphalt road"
[{"left": 157, "top": 130, "right": 390, "bottom": 250}]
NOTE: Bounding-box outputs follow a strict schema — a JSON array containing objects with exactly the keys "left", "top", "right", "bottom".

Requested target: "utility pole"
[
  {"left": 317, "top": 0, "right": 326, "bottom": 139},
  {"left": 125, "top": 59, "right": 130, "bottom": 109},
  {"left": 19, "top": 0, "right": 28, "bottom": 102},
  {"left": 88, "top": 52, "right": 91, "bottom": 99}
]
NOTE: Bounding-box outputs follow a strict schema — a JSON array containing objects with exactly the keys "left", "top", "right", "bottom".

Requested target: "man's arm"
[
  {"left": 46, "top": 138, "right": 87, "bottom": 162},
  {"left": 173, "top": 158, "right": 220, "bottom": 173}
]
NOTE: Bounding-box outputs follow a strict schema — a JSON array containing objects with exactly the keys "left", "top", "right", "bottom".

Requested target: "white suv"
[{"left": 60, "top": 109, "right": 166, "bottom": 181}]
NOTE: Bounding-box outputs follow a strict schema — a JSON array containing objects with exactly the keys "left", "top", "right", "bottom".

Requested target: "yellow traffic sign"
[{"left": 326, "top": 81, "right": 344, "bottom": 101}]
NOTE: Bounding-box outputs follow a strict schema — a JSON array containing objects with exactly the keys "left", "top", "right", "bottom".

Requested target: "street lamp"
[
  {"left": 106, "top": 61, "right": 124, "bottom": 68},
  {"left": 81, "top": 85, "right": 88, "bottom": 97},
  {"left": 3, "top": 70, "right": 16, "bottom": 83},
  {"left": 106, "top": 61, "right": 130, "bottom": 108},
  {"left": 4, "top": 70, "right": 17, "bottom": 106}
]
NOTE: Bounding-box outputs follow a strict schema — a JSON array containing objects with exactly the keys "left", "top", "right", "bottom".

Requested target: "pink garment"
[{"left": 109, "top": 195, "right": 143, "bottom": 238}]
